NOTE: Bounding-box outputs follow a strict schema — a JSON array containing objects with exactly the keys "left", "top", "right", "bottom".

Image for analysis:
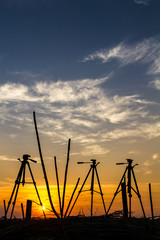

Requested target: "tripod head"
[
  {"left": 116, "top": 159, "right": 138, "bottom": 168},
  {"left": 18, "top": 154, "right": 37, "bottom": 163},
  {"left": 77, "top": 159, "right": 98, "bottom": 165},
  {"left": 116, "top": 159, "right": 133, "bottom": 165}
]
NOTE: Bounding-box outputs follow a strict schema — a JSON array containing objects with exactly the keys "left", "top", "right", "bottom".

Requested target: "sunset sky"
[{"left": 0, "top": 0, "right": 160, "bottom": 218}]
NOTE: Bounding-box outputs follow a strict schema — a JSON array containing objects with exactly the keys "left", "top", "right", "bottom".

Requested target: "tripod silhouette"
[
  {"left": 107, "top": 159, "right": 146, "bottom": 218},
  {"left": 68, "top": 159, "right": 107, "bottom": 218},
  {"left": 5, "top": 154, "right": 46, "bottom": 219}
]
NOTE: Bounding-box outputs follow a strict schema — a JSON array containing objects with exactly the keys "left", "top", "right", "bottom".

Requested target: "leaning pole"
[{"left": 33, "top": 111, "right": 60, "bottom": 219}]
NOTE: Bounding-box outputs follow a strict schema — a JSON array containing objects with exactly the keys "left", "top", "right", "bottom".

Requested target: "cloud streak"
[
  {"left": 82, "top": 39, "right": 151, "bottom": 64},
  {"left": 82, "top": 36, "right": 160, "bottom": 81},
  {"left": 0, "top": 76, "right": 158, "bottom": 152}
]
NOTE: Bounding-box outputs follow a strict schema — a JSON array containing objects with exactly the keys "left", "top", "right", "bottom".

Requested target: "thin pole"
[
  {"left": 54, "top": 156, "right": 62, "bottom": 215},
  {"left": 149, "top": 183, "right": 154, "bottom": 221},
  {"left": 61, "top": 139, "right": 71, "bottom": 218},
  {"left": 64, "top": 178, "right": 80, "bottom": 218},
  {"left": 21, "top": 203, "right": 24, "bottom": 220},
  {"left": 33, "top": 111, "right": 59, "bottom": 219}
]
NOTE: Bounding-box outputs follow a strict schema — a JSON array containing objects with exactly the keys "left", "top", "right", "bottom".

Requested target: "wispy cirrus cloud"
[
  {"left": 0, "top": 78, "right": 153, "bottom": 127},
  {"left": 101, "top": 121, "right": 160, "bottom": 141},
  {"left": 34, "top": 77, "right": 108, "bottom": 103},
  {"left": 0, "top": 76, "right": 158, "bottom": 150},
  {"left": 0, "top": 77, "right": 108, "bottom": 103},
  {"left": 82, "top": 36, "right": 160, "bottom": 81},
  {"left": 82, "top": 39, "right": 151, "bottom": 64}
]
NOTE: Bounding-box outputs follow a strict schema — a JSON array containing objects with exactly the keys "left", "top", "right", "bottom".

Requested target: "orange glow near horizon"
[{"left": 1, "top": 183, "right": 160, "bottom": 219}]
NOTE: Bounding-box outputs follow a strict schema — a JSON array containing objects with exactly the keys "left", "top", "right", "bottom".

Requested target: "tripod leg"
[
  {"left": 95, "top": 168, "right": 107, "bottom": 215},
  {"left": 5, "top": 163, "right": 24, "bottom": 219},
  {"left": 27, "top": 162, "right": 46, "bottom": 219},
  {"left": 5, "top": 183, "right": 17, "bottom": 218},
  {"left": 64, "top": 177, "right": 80, "bottom": 218},
  {"left": 10, "top": 177, "right": 21, "bottom": 219},
  {"left": 22, "top": 163, "right": 26, "bottom": 186},
  {"left": 91, "top": 166, "right": 94, "bottom": 219},
  {"left": 131, "top": 168, "right": 146, "bottom": 218},
  {"left": 107, "top": 167, "right": 128, "bottom": 214},
  {"left": 67, "top": 167, "right": 92, "bottom": 217}
]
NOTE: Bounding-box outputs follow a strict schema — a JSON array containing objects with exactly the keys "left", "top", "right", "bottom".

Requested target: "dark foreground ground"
[{"left": 0, "top": 215, "right": 160, "bottom": 240}]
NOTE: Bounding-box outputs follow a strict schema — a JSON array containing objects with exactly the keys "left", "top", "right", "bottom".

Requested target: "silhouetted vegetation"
[{"left": 0, "top": 215, "right": 159, "bottom": 240}]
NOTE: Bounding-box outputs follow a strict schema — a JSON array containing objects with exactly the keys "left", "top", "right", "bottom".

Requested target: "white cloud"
[
  {"left": 0, "top": 77, "right": 151, "bottom": 125},
  {"left": 0, "top": 77, "right": 158, "bottom": 154},
  {"left": 82, "top": 39, "right": 151, "bottom": 65},
  {"left": 0, "top": 83, "right": 28, "bottom": 101},
  {"left": 34, "top": 77, "right": 108, "bottom": 103},
  {"left": 82, "top": 36, "right": 160, "bottom": 81},
  {"left": 0, "top": 83, "right": 41, "bottom": 102},
  {"left": 101, "top": 121, "right": 160, "bottom": 141}
]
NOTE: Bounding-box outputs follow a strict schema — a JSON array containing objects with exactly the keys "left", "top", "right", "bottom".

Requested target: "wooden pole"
[
  {"left": 61, "top": 139, "right": 71, "bottom": 218},
  {"left": 3, "top": 200, "right": 6, "bottom": 215},
  {"left": 33, "top": 111, "right": 59, "bottom": 219},
  {"left": 21, "top": 203, "right": 25, "bottom": 220},
  {"left": 26, "top": 200, "right": 32, "bottom": 220},
  {"left": 149, "top": 183, "right": 154, "bottom": 221},
  {"left": 121, "top": 182, "right": 128, "bottom": 219},
  {"left": 54, "top": 156, "right": 62, "bottom": 215}
]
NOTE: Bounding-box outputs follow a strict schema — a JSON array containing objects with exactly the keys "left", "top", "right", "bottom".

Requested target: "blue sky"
[{"left": 0, "top": 0, "right": 160, "bottom": 187}]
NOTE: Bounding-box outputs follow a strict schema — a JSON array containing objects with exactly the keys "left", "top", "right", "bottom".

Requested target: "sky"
[{"left": 0, "top": 0, "right": 160, "bottom": 218}]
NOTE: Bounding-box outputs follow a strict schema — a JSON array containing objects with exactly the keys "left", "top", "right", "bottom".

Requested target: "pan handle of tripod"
[
  {"left": 29, "top": 158, "right": 37, "bottom": 163},
  {"left": 116, "top": 163, "right": 127, "bottom": 165}
]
